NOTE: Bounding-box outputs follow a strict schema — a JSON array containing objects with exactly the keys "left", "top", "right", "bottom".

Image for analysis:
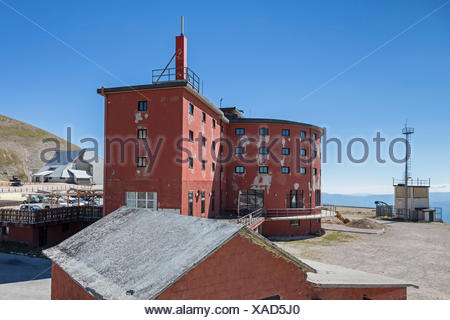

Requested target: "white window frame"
[{"left": 126, "top": 192, "right": 157, "bottom": 210}]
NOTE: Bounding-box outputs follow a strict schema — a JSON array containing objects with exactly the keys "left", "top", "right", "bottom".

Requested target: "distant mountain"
[
  {"left": 322, "top": 192, "right": 450, "bottom": 222},
  {"left": 0, "top": 114, "right": 79, "bottom": 182}
]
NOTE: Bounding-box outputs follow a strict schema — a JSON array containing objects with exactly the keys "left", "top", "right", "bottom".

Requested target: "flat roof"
[
  {"left": 230, "top": 118, "right": 323, "bottom": 133},
  {"left": 303, "top": 259, "right": 418, "bottom": 288}
]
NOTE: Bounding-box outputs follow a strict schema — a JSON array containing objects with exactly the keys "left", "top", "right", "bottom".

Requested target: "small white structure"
[{"left": 33, "top": 150, "right": 103, "bottom": 185}]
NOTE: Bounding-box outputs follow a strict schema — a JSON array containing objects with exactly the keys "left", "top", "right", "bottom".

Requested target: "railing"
[
  {"left": 0, "top": 206, "right": 103, "bottom": 224},
  {"left": 237, "top": 208, "right": 264, "bottom": 228},
  {"left": 152, "top": 67, "right": 201, "bottom": 93},
  {"left": 0, "top": 183, "right": 93, "bottom": 193},
  {"left": 264, "top": 207, "right": 324, "bottom": 218},
  {"left": 392, "top": 178, "right": 431, "bottom": 187},
  {"left": 395, "top": 207, "right": 443, "bottom": 222}
]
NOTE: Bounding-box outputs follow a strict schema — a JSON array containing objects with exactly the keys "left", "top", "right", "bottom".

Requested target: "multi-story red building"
[{"left": 98, "top": 28, "right": 323, "bottom": 238}]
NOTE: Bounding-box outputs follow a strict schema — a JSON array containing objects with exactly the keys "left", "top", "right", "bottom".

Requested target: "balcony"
[{"left": 152, "top": 67, "right": 201, "bottom": 93}]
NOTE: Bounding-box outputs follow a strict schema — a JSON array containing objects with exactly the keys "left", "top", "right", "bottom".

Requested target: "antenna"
[
  {"left": 181, "top": 16, "right": 184, "bottom": 35},
  {"left": 402, "top": 122, "right": 414, "bottom": 221}
]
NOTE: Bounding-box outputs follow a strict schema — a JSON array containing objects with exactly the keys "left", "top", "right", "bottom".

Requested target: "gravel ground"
[{"left": 277, "top": 219, "right": 450, "bottom": 299}]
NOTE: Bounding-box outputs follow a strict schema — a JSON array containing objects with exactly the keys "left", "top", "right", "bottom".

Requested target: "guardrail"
[
  {"left": 152, "top": 67, "right": 201, "bottom": 93},
  {"left": 237, "top": 208, "right": 264, "bottom": 228},
  {"left": 0, "top": 183, "right": 94, "bottom": 194},
  {"left": 264, "top": 207, "right": 324, "bottom": 217},
  {"left": 0, "top": 206, "right": 103, "bottom": 224}
]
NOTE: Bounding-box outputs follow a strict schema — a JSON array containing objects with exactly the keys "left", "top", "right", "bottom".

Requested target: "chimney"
[{"left": 176, "top": 16, "right": 187, "bottom": 80}]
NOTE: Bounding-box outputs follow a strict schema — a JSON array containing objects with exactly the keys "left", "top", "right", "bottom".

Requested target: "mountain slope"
[{"left": 0, "top": 114, "right": 79, "bottom": 182}]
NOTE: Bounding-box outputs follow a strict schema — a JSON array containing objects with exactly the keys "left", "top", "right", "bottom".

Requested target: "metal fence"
[
  {"left": 152, "top": 67, "right": 201, "bottom": 93},
  {"left": 0, "top": 206, "right": 103, "bottom": 224},
  {"left": 236, "top": 208, "right": 264, "bottom": 228}
]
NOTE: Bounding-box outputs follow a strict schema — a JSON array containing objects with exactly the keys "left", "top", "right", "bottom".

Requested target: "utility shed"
[{"left": 44, "top": 207, "right": 415, "bottom": 300}]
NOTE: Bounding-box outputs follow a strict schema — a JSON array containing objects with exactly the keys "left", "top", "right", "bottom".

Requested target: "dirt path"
[{"left": 276, "top": 219, "right": 450, "bottom": 299}]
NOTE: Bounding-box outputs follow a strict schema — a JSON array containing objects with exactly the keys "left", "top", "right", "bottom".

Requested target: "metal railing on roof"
[
  {"left": 152, "top": 67, "right": 200, "bottom": 93},
  {"left": 237, "top": 208, "right": 264, "bottom": 228},
  {"left": 392, "top": 178, "right": 430, "bottom": 187}
]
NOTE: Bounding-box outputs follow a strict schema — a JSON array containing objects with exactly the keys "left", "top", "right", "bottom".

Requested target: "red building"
[
  {"left": 98, "top": 28, "right": 323, "bottom": 238},
  {"left": 44, "top": 207, "right": 414, "bottom": 300}
]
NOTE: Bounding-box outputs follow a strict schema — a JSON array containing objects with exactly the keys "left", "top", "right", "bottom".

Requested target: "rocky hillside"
[{"left": 0, "top": 114, "right": 79, "bottom": 182}]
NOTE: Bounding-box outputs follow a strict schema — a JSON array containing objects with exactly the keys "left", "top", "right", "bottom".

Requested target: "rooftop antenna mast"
[
  {"left": 181, "top": 15, "right": 184, "bottom": 35},
  {"left": 402, "top": 122, "right": 414, "bottom": 221}
]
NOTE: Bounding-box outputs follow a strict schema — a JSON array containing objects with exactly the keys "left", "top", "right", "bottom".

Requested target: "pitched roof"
[{"left": 44, "top": 207, "right": 245, "bottom": 300}]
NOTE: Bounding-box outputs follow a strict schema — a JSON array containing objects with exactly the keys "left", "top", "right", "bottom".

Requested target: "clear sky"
[{"left": 0, "top": 0, "right": 449, "bottom": 194}]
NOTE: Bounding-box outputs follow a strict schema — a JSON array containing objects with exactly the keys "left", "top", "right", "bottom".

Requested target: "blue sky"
[{"left": 0, "top": 0, "right": 449, "bottom": 194}]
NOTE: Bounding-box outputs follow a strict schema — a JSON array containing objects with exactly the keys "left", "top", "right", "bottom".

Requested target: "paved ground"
[
  {"left": 0, "top": 252, "right": 51, "bottom": 299},
  {"left": 277, "top": 218, "right": 450, "bottom": 299}
]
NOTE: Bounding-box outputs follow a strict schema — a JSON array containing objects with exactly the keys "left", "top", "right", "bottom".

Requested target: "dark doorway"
[
  {"left": 38, "top": 227, "right": 47, "bottom": 247},
  {"left": 188, "top": 191, "right": 193, "bottom": 216}
]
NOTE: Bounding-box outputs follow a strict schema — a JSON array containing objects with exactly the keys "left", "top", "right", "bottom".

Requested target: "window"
[
  {"left": 201, "top": 191, "right": 206, "bottom": 215},
  {"left": 290, "top": 220, "right": 300, "bottom": 227},
  {"left": 259, "top": 147, "right": 268, "bottom": 154},
  {"left": 202, "top": 112, "right": 206, "bottom": 122},
  {"left": 288, "top": 190, "right": 303, "bottom": 208},
  {"left": 300, "top": 149, "right": 307, "bottom": 156},
  {"left": 300, "top": 167, "right": 306, "bottom": 174},
  {"left": 313, "top": 133, "right": 317, "bottom": 140},
  {"left": 189, "top": 103, "right": 194, "bottom": 115},
  {"left": 281, "top": 148, "right": 290, "bottom": 155},
  {"left": 259, "top": 166, "right": 269, "bottom": 174},
  {"left": 137, "top": 157, "right": 147, "bottom": 167},
  {"left": 202, "top": 136, "right": 206, "bottom": 147},
  {"left": 259, "top": 127, "right": 269, "bottom": 135},
  {"left": 282, "top": 166, "right": 290, "bottom": 174},
  {"left": 313, "top": 168, "right": 317, "bottom": 175},
  {"left": 212, "top": 119, "right": 216, "bottom": 129},
  {"left": 62, "top": 223, "right": 69, "bottom": 233},
  {"left": 138, "top": 101, "right": 147, "bottom": 111},
  {"left": 212, "top": 162, "right": 216, "bottom": 172},
  {"left": 211, "top": 190, "right": 215, "bottom": 211},
  {"left": 212, "top": 141, "right": 216, "bottom": 151},
  {"left": 313, "top": 150, "right": 317, "bottom": 158},
  {"left": 235, "top": 128, "right": 245, "bottom": 135},
  {"left": 235, "top": 166, "right": 245, "bottom": 173},
  {"left": 188, "top": 157, "right": 193, "bottom": 169},
  {"left": 126, "top": 192, "right": 157, "bottom": 209},
  {"left": 202, "top": 160, "right": 206, "bottom": 170},
  {"left": 137, "top": 129, "right": 147, "bottom": 139},
  {"left": 282, "top": 129, "right": 290, "bottom": 136},
  {"left": 315, "top": 190, "right": 321, "bottom": 206},
  {"left": 239, "top": 189, "right": 264, "bottom": 210},
  {"left": 188, "top": 191, "right": 193, "bottom": 216},
  {"left": 235, "top": 147, "right": 244, "bottom": 154},
  {"left": 188, "top": 130, "right": 194, "bottom": 142},
  {"left": 2, "top": 226, "right": 9, "bottom": 236}
]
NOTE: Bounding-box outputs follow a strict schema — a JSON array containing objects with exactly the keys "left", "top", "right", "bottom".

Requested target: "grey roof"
[
  {"left": 44, "top": 207, "right": 245, "bottom": 300},
  {"left": 303, "top": 259, "right": 418, "bottom": 288}
]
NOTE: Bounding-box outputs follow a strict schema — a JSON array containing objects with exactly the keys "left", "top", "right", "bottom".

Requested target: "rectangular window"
[
  {"left": 300, "top": 149, "right": 307, "bottom": 156},
  {"left": 201, "top": 191, "right": 206, "bottom": 215},
  {"left": 202, "top": 136, "right": 206, "bottom": 147},
  {"left": 137, "top": 157, "right": 147, "bottom": 167},
  {"left": 259, "top": 166, "right": 269, "bottom": 174},
  {"left": 315, "top": 190, "right": 321, "bottom": 206},
  {"left": 212, "top": 162, "right": 216, "bottom": 172},
  {"left": 137, "top": 129, "right": 147, "bottom": 139},
  {"left": 313, "top": 150, "right": 317, "bottom": 158},
  {"left": 282, "top": 129, "right": 290, "bottom": 136},
  {"left": 290, "top": 220, "right": 300, "bottom": 227},
  {"left": 212, "top": 141, "right": 216, "bottom": 151},
  {"left": 188, "top": 157, "right": 193, "bottom": 169},
  {"left": 188, "top": 191, "right": 193, "bottom": 216},
  {"left": 235, "top": 166, "right": 245, "bottom": 173},
  {"left": 313, "top": 133, "right": 317, "bottom": 140},
  {"left": 281, "top": 148, "right": 290, "bottom": 155},
  {"left": 235, "top": 147, "right": 244, "bottom": 154},
  {"left": 259, "top": 147, "right": 268, "bottom": 154},
  {"left": 188, "top": 130, "right": 194, "bottom": 142},
  {"left": 202, "top": 160, "right": 206, "bottom": 170},
  {"left": 259, "top": 127, "right": 269, "bottom": 135},
  {"left": 126, "top": 192, "right": 157, "bottom": 209},
  {"left": 287, "top": 190, "right": 304, "bottom": 208},
  {"left": 211, "top": 190, "right": 215, "bottom": 211},
  {"left": 300, "top": 131, "right": 306, "bottom": 138},
  {"left": 189, "top": 103, "right": 194, "bottom": 115},
  {"left": 313, "top": 168, "right": 317, "bottom": 175},
  {"left": 282, "top": 166, "right": 290, "bottom": 174},
  {"left": 300, "top": 167, "right": 306, "bottom": 174},
  {"left": 235, "top": 128, "right": 245, "bottom": 135},
  {"left": 212, "top": 119, "right": 216, "bottom": 129},
  {"left": 138, "top": 101, "right": 147, "bottom": 111},
  {"left": 239, "top": 189, "right": 264, "bottom": 210},
  {"left": 202, "top": 112, "right": 206, "bottom": 122}
]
